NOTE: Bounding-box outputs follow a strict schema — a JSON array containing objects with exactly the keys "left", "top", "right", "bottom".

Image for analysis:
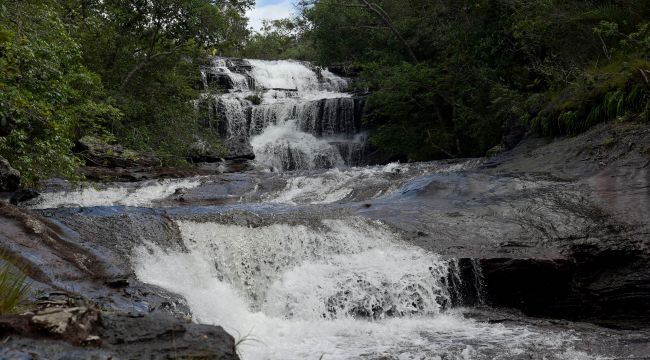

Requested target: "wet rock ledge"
[
  {"left": 0, "top": 203, "right": 239, "bottom": 359},
  {"left": 359, "top": 121, "right": 650, "bottom": 329},
  {"left": 0, "top": 298, "right": 237, "bottom": 359}
]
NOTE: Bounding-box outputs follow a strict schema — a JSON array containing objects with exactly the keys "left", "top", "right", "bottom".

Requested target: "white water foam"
[
  {"left": 266, "top": 160, "right": 483, "bottom": 205},
  {"left": 208, "top": 58, "right": 251, "bottom": 91},
  {"left": 248, "top": 59, "right": 348, "bottom": 92},
  {"left": 28, "top": 178, "right": 202, "bottom": 209},
  {"left": 134, "top": 218, "right": 590, "bottom": 359},
  {"left": 251, "top": 122, "right": 345, "bottom": 171}
]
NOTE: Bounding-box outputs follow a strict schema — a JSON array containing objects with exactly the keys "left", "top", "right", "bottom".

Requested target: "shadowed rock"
[
  {"left": 0, "top": 299, "right": 238, "bottom": 359},
  {"left": 0, "top": 156, "right": 20, "bottom": 192},
  {"left": 76, "top": 136, "right": 160, "bottom": 168}
]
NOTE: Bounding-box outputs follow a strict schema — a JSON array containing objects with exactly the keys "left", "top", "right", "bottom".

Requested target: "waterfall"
[
  {"left": 133, "top": 217, "right": 583, "bottom": 360},
  {"left": 200, "top": 58, "right": 367, "bottom": 171}
]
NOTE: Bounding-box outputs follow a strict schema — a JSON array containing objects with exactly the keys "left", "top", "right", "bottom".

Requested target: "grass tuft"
[
  {"left": 233, "top": 328, "right": 265, "bottom": 357},
  {"left": 0, "top": 253, "right": 32, "bottom": 315}
]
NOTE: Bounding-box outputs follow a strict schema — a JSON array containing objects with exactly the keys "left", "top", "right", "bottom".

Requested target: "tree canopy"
[
  {"left": 0, "top": 0, "right": 253, "bottom": 184},
  {"left": 2, "top": 0, "right": 649, "bottom": 182},
  {"left": 254, "top": 0, "right": 650, "bottom": 161}
]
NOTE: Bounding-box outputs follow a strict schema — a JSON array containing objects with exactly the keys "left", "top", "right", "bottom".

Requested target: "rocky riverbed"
[{"left": 1, "top": 122, "right": 649, "bottom": 359}]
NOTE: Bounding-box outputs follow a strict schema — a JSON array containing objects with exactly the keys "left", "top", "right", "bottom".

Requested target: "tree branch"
[
  {"left": 120, "top": 45, "right": 182, "bottom": 90},
  {"left": 357, "top": 0, "right": 418, "bottom": 63}
]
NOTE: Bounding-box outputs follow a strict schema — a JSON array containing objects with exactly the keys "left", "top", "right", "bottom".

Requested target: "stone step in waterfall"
[{"left": 198, "top": 58, "right": 368, "bottom": 170}]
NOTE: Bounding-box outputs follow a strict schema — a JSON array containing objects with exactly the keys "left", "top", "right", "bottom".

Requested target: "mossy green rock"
[{"left": 77, "top": 136, "right": 160, "bottom": 168}]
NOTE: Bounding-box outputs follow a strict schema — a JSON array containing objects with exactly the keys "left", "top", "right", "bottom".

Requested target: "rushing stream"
[
  {"left": 132, "top": 218, "right": 591, "bottom": 360},
  {"left": 24, "top": 59, "right": 627, "bottom": 359}
]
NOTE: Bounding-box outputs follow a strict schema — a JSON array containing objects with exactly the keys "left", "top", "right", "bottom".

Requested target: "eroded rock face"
[
  {"left": 0, "top": 298, "right": 238, "bottom": 359},
  {"left": 188, "top": 137, "right": 224, "bottom": 163},
  {"left": 224, "top": 137, "right": 255, "bottom": 160},
  {"left": 30, "top": 306, "right": 101, "bottom": 344},
  {"left": 352, "top": 123, "right": 650, "bottom": 327}
]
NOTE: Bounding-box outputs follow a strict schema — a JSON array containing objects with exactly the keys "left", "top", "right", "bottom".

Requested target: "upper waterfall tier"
[
  {"left": 248, "top": 59, "right": 348, "bottom": 93},
  {"left": 202, "top": 58, "right": 349, "bottom": 93},
  {"left": 199, "top": 58, "right": 368, "bottom": 171}
]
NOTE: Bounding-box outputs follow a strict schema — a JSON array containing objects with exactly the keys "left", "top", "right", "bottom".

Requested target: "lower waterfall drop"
[{"left": 133, "top": 218, "right": 584, "bottom": 360}]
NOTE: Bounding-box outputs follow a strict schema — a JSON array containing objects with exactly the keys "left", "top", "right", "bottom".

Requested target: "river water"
[{"left": 28, "top": 164, "right": 605, "bottom": 360}]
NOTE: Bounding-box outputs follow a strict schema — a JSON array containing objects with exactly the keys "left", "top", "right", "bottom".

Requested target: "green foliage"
[
  {"left": 0, "top": 253, "right": 31, "bottom": 315},
  {"left": 64, "top": 0, "right": 252, "bottom": 166},
  {"left": 291, "top": 0, "right": 650, "bottom": 160},
  {"left": 3, "top": 0, "right": 649, "bottom": 179},
  {"left": 0, "top": 0, "right": 120, "bottom": 185},
  {"left": 0, "top": 0, "right": 253, "bottom": 184},
  {"left": 363, "top": 62, "right": 499, "bottom": 160},
  {"left": 240, "top": 18, "right": 315, "bottom": 60},
  {"left": 531, "top": 59, "right": 650, "bottom": 136}
]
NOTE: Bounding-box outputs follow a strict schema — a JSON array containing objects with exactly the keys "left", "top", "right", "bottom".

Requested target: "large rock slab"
[
  {"left": 224, "top": 137, "right": 255, "bottom": 160},
  {"left": 0, "top": 203, "right": 239, "bottom": 358},
  {"left": 0, "top": 301, "right": 238, "bottom": 359},
  {"left": 355, "top": 122, "right": 650, "bottom": 328}
]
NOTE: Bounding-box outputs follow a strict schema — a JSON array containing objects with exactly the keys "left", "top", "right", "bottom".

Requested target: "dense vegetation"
[
  {"left": 2, "top": 0, "right": 649, "bottom": 182},
  {"left": 246, "top": 0, "right": 650, "bottom": 161},
  {"left": 0, "top": 0, "right": 252, "bottom": 184}
]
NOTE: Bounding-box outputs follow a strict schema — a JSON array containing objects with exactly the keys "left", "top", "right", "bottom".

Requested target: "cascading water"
[
  {"left": 27, "top": 159, "right": 608, "bottom": 359},
  {"left": 133, "top": 217, "right": 590, "bottom": 360},
  {"left": 199, "top": 58, "right": 367, "bottom": 171},
  {"left": 27, "top": 178, "right": 204, "bottom": 209}
]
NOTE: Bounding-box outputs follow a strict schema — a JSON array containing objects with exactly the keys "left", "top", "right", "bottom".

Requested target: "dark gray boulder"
[
  {"left": 76, "top": 136, "right": 160, "bottom": 168},
  {"left": 224, "top": 137, "right": 255, "bottom": 161},
  {"left": 188, "top": 137, "right": 225, "bottom": 163},
  {"left": 0, "top": 202, "right": 239, "bottom": 359},
  {"left": 0, "top": 304, "right": 239, "bottom": 359},
  {"left": 0, "top": 156, "right": 20, "bottom": 192}
]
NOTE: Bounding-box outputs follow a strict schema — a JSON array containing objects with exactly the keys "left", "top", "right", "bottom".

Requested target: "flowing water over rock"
[
  {"left": 199, "top": 58, "right": 367, "bottom": 170},
  {"left": 14, "top": 88, "right": 650, "bottom": 358},
  {"left": 132, "top": 219, "right": 591, "bottom": 359},
  {"left": 24, "top": 153, "right": 650, "bottom": 359}
]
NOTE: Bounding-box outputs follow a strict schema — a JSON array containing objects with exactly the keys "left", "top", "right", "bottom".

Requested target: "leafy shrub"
[
  {"left": 0, "top": 2, "right": 119, "bottom": 185},
  {"left": 530, "top": 63, "right": 650, "bottom": 136}
]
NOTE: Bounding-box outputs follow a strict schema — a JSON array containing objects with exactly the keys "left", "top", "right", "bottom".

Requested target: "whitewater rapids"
[{"left": 133, "top": 218, "right": 594, "bottom": 360}]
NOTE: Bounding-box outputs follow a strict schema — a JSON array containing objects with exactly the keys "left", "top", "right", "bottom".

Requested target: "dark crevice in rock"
[{"left": 477, "top": 247, "right": 650, "bottom": 328}]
